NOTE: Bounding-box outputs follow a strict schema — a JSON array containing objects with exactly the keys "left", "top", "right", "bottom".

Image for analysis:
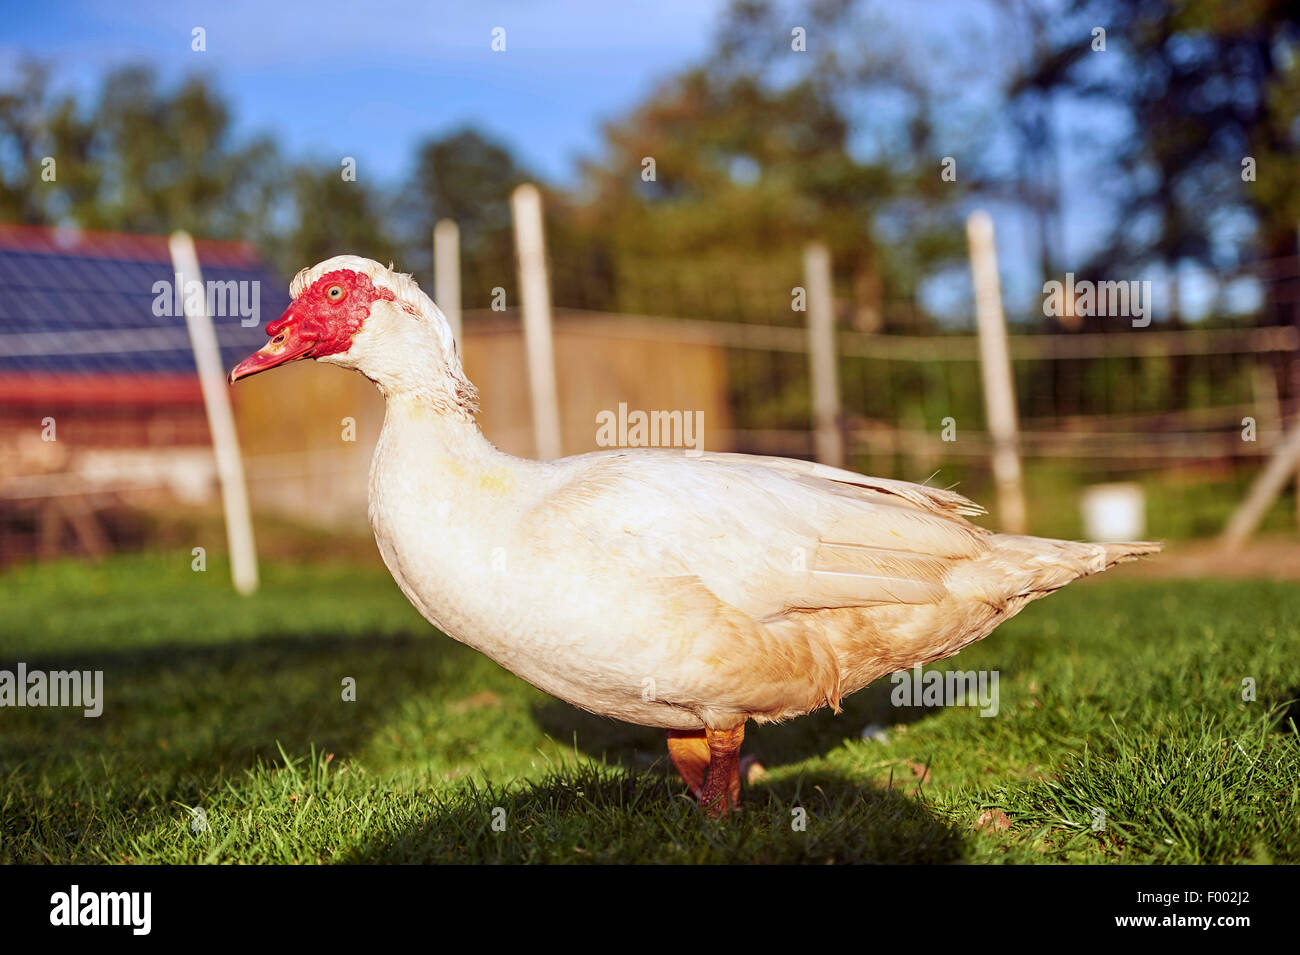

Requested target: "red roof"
[
  {"left": 0, "top": 372, "right": 203, "bottom": 405},
  {"left": 0, "top": 223, "right": 264, "bottom": 268}
]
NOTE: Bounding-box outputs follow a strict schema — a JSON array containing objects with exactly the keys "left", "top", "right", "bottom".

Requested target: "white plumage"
[{"left": 233, "top": 255, "right": 1159, "bottom": 812}]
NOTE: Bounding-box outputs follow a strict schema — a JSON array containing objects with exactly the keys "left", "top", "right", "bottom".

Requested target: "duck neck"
[
  {"left": 381, "top": 396, "right": 505, "bottom": 467},
  {"left": 344, "top": 312, "right": 480, "bottom": 419}
]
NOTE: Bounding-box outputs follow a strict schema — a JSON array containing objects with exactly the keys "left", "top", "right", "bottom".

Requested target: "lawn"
[{"left": 1, "top": 551, "right": 1297, "bottom": 864}]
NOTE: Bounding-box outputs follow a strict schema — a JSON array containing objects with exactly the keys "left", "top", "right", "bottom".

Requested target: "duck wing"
[
  {"left": 692, "top": 451, "right": 986, "bottom": 519},
  {"left": 544, "top": 449, "right": 990, "bottom": 622}
]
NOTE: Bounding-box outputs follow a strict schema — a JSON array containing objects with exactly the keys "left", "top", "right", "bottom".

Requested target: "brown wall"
[{"left": 233, "top": 313, "right": 731, "bottom": 530}]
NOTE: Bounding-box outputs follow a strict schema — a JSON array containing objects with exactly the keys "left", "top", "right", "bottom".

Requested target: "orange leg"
[
  {"left": 666, "top": 729, "right": 710, "bottom": 799},
  {"left": 699, "top": 725, "right": 745, "bottom": 817},
  {"left": 666, "top": 724, "right": 746, "bottom": 817}
]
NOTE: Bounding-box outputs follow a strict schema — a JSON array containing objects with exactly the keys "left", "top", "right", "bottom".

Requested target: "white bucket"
[{"left": 1081, "top": 482, "right": 1146, "bottom": 541}]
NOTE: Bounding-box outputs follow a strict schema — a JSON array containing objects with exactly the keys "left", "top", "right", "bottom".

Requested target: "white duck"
[{"left": 230, "top": 255, "right": 1158, "bottom": 814}]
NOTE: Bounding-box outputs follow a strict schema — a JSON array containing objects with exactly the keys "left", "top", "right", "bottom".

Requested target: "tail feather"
[
  {"left": 1099, "top": 540, "right": 1162, "bottom": 569},
  {"left": 981, "top": 534, "right": 1161, "bottom": 599}
]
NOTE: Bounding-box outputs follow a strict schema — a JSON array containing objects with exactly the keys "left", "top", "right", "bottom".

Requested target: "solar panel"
[{"left": 0, "top": 244, "right": 288, "bottom": 374}]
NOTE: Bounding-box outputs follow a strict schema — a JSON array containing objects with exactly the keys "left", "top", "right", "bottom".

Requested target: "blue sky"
[
  {"left": 0, "top": 0, "right": 1244, "bottom": 319},
  {"left": 2, "top": 0, "right": 727, "bottom": 183}
]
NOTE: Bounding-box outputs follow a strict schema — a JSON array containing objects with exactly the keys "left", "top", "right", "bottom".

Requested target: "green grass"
[{"left": 1, "top": 552, "right": 1297, "bottom": 864}]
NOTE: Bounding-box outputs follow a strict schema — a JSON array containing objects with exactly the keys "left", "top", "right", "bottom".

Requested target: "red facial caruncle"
[{"left": 228, "top": 269, "right": 395, "bottom": 384}]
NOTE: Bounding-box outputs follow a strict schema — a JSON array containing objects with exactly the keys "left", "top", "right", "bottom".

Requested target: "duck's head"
[{"left": 229, "top": 254, "right": 478, "bottom": 417}]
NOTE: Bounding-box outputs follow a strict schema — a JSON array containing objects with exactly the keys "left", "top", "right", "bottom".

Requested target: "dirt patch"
[{"left": 1111, "top": 535, "right": 1300, "bottom": 581}]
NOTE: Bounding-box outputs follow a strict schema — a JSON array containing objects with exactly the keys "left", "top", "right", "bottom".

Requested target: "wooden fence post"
[
  {"left": 510, "top": 184, "right": 563, "bottom": 460},
  {"left": 804, "top": 241, "right": 845, "bottom": 467},
  {"left": 966, "top": 210, "right": 1027, "bottom": 534},
  {"left": 434, "top": 219, "right": 462, "bottom": 346},
  {"left": 170, "top": 231, "right": 259, "bottom": 595},
  {"left": 1222, "top": 416, "right": 1300, "bottom": 550}
]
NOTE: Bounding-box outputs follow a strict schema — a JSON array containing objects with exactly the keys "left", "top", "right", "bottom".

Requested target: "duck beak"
[{"left": 228, "top": 308, "right": 314, "bottom": 384}]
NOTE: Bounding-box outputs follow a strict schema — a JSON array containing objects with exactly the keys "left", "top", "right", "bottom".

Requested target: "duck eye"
[{"left": 326, "top": 285, "right": 345, "bottom": 301}]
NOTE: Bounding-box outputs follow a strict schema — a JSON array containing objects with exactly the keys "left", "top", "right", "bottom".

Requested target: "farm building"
[
  {"left": 0, "top": 225, "right": 280, "bottom": 562},
  {"left": 0, "top": 225, "right": 732, "bottom": 561}
]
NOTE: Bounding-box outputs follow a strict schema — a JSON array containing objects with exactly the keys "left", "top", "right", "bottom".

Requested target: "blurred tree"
[
  {"left": 0, "top": 63, "right": 284, "bottom": 250},
  {"left": 0, "top": 62, "right": 99, "bottom": 225},
  {"left": 1010, "top": 0, "right": 1300, "bottom": 324},
  {"left": 997, "top": 0, "right": 1069, "bottom": 291},
  {"left": 407, "top": 129, "right": 525, "bottom": 246},
  {"left": 91, "top": 67, "right": 230, "bottom": 233},
  {"left": 572, "top": 0, "right": 968, "bottom": 331},
  {"left": 402, "top": 128, "right": 529, "bottom": 308},
  {"left": 276, "top": 164, "right": 399, "bottom": 274}
]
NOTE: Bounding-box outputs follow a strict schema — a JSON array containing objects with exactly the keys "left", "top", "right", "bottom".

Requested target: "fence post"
[
  {"left": 510, "top": 184, "right": 563, "bottom": 460},
  {"left": 804, "top": 241, "right": 845, "bottom": 467},
  {"left": 966, "top": 210, "right": 1027, "bottom": 534},
  {"left": 1222, "top": 416, "right": 1300, "bottom": 550},
  {"left": 434, "top": 219, "right": 462, "bottom": 346},
  {"left": 169, "top": 231, "right": 259, "bottom": 595}
]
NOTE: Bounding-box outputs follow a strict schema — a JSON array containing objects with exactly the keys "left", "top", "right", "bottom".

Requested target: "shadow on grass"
[
  {"left": 349, "top": 762, "right": 971, "bottom": 864},
  {"left": 1266, "top": 684, "right": 1300, "bottom": 735},
  {"left": 0, "top": 631, "right": 454, "bottom": 802},
  {"left": 5, "top": 630, "right": 983, "bottom": 863},
  {"left": 530, "top": 678, "right": 943, "bottom": 775},
  {"left": 2, "top": 628, "right": 505, "bottom": 862}
]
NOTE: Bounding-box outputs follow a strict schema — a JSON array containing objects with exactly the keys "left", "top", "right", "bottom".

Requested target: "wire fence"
[
  {"left": 537, "top": 233, "right": 1300, "bottom": 543},
  {"left": 3, "top": 221, "right": 1299, "bottom": 566}
]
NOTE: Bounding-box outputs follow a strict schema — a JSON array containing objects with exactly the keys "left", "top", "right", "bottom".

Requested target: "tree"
[
  {"left": 0, "top": 62, "right": 98, "bottom": 225},
  {"left": 400, "top": 128, "right": 530, "bottom": 307},
  {"left": 407, "top": 129, "right": 526, "bottom": 246},
  {"left": 571, "top": 0, "right": 970, "bottom": 330},
  {"left": 276, "top": 164, "right": 399, "bottom": 276},
  {"left": 0, "top": 63, "right": 284, "bottom": 246},
  {"left": 1010, "top": 0, "right": 1300, "bottom": 323}
]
